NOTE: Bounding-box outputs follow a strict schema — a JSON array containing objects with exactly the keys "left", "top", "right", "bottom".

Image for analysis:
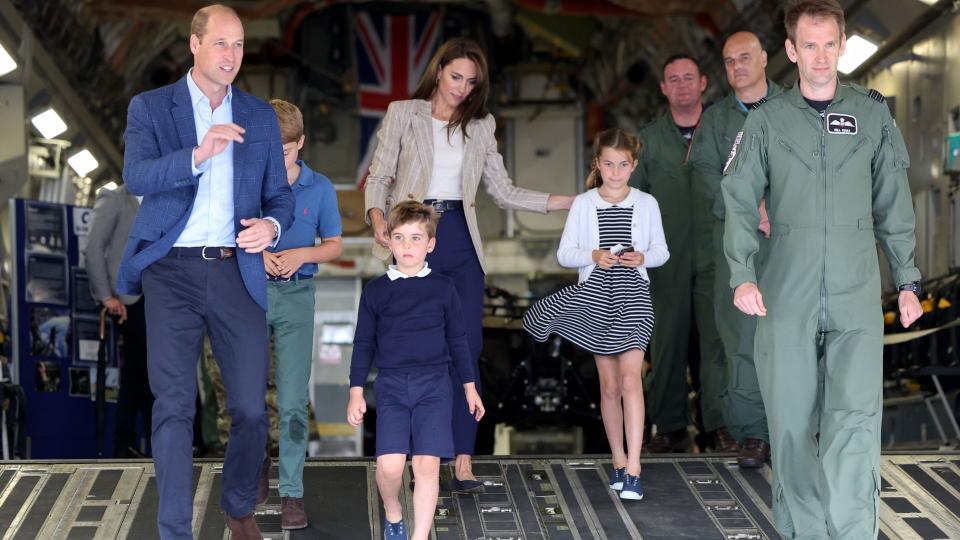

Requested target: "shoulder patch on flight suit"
[
  {"left": 867, "top": 89, "right": 885, "bottom": 103},
  {"left": 749, "top": 97, "right": 767, "bottom": 110},
  {"left": 827, "top": 113, "right": 857, "bottom": 135},
  {"left": 723, "top": 131, "right": 744, "bottom": 174}
]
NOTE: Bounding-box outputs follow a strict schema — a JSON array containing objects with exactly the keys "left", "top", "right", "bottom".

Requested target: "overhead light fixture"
[
  {"left": 31, "top": 108, "right": 68, "bottom": 139},
  {"left": 0, "top": 43, "right": 16, "bottom": 77},
  {"left": 839, "top": 34, "right": 880, "bottom": 75},
  {"left": 916, "top": 0, "right": 938, "bottom": 6},
  {"left": 99, "top": 181, "right": 119, "bottom": 191},
  {"left": 67, "top": 149, "right": 99, "bottom": 177}
]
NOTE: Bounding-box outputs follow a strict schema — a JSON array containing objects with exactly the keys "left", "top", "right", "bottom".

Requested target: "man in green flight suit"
[
  {"left": 721, "top": 1, "right": 924, "bottom": 538},
  {"left": 690, "top": 31, "right": 781, "bottom": 468},
  {"left": 630, "top": 54, "right": 733, "bottom": 453}
]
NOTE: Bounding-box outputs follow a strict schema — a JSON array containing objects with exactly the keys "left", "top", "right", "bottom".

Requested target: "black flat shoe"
[{"left": 450, "top": 476, "right": 485, "bottom": 494}]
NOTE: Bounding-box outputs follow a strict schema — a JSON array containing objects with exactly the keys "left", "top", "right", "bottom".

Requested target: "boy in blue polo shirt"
[
  {"left": 347, "top": 201, "right": 484, "bottom": 540},
  {"left": 263, "top": 99, "right": 342, "bottom": 530}
]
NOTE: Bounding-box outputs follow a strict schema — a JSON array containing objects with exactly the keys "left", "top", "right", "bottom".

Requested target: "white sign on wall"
[{"left": 73, "top": 207, "right": 93, "bottom": 236}]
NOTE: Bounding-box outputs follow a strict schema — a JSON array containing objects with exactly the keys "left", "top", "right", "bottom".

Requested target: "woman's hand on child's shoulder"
[{"left": 593, "top": 249, "right": 618, "bottom": 269}]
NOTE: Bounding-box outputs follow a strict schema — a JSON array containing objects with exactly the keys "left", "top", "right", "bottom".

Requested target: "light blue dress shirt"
[{"left": 176, "top": 70, "right": 238, "bottom": 247}]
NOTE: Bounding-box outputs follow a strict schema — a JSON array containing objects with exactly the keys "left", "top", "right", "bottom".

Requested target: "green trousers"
[
  {"left": 647, "top": 249, "right": 726, "bottom": 434},
  {"left": 754, "top": 231, "right": 883, "bottom": 540},
  {"left": 266, "top": 279, "right": 316, "bottom": 499},
  {"left": 712, "top": 220, "right": 768, "bottom": 442}
]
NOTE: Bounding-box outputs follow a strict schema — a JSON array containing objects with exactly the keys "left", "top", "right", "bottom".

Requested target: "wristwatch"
[
  {"left": 898, "top": 281, "right": 922, "bottom": 294},
  {"left": 271, "top": 220, "right": 280, "bottom": 239}
]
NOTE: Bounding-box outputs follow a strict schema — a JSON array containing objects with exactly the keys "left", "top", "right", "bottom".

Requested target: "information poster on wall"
[
  {"left": 11, "top": 198, "right": 118, "bottom": 458},
  {"left": 25, "top": 201, "right": 66, "bottom": 254},
  {"left": 25, "top": 254, "right": 68, "bottom": 305},
  {"left": 28, "top": 306, "right": 70, "bottom": 358},
  {"left": 73, "top": 318, "right": 101, "bottom": 363},
  {"left": 72, "top": 269, "right": 99, "bottom": 314}
]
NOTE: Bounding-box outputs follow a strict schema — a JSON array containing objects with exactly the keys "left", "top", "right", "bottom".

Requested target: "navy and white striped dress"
[{"left": 523, "top": 204, "right": 655, "bottom": 355}]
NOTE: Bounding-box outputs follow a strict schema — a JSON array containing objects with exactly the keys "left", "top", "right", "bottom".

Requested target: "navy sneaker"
[
  {"left": 620, "top": 474, "right": 643, "bottom": 500},
  {"left": 450, "top": 476, "right": 485, "bottom": 494},
  {"left": 609, "top": 467, "right": 626, "bottom": 491},
  {"left": 383, "top": 518, "right": 408, "bottom": 540}
]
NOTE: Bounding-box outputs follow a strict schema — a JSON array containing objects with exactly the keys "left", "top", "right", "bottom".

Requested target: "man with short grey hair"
[{"left": 690, "top": 30, "right": 781, "bottom": 468}]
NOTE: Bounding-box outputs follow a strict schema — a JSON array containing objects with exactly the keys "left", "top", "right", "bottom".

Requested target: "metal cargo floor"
[{"left": 0, "top": 453, "right": 958, "bottom": 539}]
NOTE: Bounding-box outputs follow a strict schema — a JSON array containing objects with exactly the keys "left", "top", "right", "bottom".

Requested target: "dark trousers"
[
  {"left": 114, "top": 297, "right": 153, "bottom": 457},
  {"left": 142, "top": 253, "right": 269, "bottom": 539},
  {"left": 426, "top": 209, "right": 484, "bottom": 456}
]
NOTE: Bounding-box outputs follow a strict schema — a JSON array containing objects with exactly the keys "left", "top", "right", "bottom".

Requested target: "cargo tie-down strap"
[{"left": 883, "top": 317, "right": 960, "bottom": 346}]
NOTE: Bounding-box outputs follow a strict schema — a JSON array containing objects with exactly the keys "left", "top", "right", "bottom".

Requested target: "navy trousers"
[
  {"left": 114, "top": 297, "right": 152, "bottom": 457},
  {"left": 142, "top": 252, "right": 269, "bottom": 539},
  {"left": 426, "top": 208, "right": 484, "bottom": 456}
]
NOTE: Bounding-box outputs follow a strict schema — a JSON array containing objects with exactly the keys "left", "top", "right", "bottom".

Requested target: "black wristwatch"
[{"left": 898, "top": 281, "right": 922, "bottom": 294}]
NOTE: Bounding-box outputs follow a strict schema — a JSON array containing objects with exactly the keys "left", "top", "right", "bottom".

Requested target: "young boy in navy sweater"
[{"left": 347, "top": 201, "right": 485, "bottom": 540}]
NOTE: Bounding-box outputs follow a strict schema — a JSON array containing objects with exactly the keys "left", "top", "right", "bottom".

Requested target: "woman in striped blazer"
[{"left": 364, "top": 37, "right": 573, "bottom": 492}]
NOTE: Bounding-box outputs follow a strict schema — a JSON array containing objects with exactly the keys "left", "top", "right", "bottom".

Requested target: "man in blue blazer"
[{"left": 116, "top": 5, "right": 294, "bottom": 539}]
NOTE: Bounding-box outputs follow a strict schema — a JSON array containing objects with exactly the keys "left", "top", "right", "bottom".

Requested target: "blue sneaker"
[
  {"left": 620, "top": 474, "right": 643, "bottom": 500},
  {"left": 609, "top": 467, "right": 626, "bottom": 491},
  {"left": 383, "top": 518, "right": 408, "bottom": 540}
]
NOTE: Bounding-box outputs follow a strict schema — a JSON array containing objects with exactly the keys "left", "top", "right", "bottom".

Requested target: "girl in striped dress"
[{"left": 523, "top": 128, "right": 669, "bottom": 501}]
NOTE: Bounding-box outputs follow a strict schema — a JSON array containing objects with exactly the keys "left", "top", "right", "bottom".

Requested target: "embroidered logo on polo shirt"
[
  {"left": 723, "top": 131, "right": 744, "bottom": 174},
  {"left": 827, "top": 113, "right": 857, "bottom": 135}
]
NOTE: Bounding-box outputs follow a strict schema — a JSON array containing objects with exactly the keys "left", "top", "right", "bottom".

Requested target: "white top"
[
  {"left": 425, "top": 117, "right": 464, "bottom": 200},
  {"left": 557, "top": 188, "right": 670, "bottom": 283},
  {"left": 386, "top": 262, "right": 432, "bottom": 281}
]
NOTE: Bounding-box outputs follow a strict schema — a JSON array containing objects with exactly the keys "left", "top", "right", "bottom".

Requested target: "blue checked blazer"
[{"left": 116, "top": 75, "right": 294, "bottom": 310}]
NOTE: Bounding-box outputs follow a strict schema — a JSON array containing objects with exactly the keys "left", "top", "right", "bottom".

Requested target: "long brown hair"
[
  {"left": 586, "top": 128, "right": 642, "bottom": 189},
  {"left": 411, "top": 38, "right": 490, "bottom": 140}
]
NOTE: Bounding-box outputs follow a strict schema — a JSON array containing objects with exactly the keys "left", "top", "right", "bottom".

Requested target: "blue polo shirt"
[{"left": 272, "top": 161, "right": 342, "bottom": 276}]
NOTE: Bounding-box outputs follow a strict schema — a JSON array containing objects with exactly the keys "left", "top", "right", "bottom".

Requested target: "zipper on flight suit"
[{"left": 818, "top": 108, "right": 828, "bottom": 346}]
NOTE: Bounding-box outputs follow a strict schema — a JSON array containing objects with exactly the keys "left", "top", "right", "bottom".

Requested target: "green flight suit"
[
  {"left": 689, "top": 80, "right": 782, "bottom": 444},
  {"left": 721, "top": 83, "right": 920, "bottom": 540},
  {"left": 630, "top": 113, "right": 725, "bottom": 435}
]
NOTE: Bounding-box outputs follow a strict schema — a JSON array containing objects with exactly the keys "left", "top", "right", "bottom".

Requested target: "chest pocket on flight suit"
[
  {"left": 771, "top": 135, "right": 817, "bottom": 226},
  {"left": 833, "top": 136, "right": 873, "bottom": 225}
]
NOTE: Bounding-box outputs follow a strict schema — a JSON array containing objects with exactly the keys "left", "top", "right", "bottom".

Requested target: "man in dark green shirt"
[
  {"left": 722, "top": 1, "right": 923, "bottom": 537},
  {"left": 690, "top": 31, "right": 781, "bottom": 468},
  {"left": 630, "top": 54, "right": 728, "bottom": 453}
]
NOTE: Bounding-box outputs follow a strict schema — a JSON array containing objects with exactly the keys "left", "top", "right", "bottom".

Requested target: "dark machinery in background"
[
  {"left": 476, "top": 284, "right": 605, "bottom": 455},
  {"left": 883, "top": 272, "right": 960, "bottom": 447}
]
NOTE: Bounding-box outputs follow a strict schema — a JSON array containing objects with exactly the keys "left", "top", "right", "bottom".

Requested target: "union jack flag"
[{"left": 354, "top": 9, "right": 443, "bottom": 187}]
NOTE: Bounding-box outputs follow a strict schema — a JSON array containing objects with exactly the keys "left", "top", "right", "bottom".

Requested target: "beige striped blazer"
[{"left": 364, "top": 99, "right": 550, "bottom": 273}]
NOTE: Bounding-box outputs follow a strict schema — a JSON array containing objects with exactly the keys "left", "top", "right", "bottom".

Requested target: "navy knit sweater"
[{"left": 350, "top": 272, "right": 474, "bottom": 388}]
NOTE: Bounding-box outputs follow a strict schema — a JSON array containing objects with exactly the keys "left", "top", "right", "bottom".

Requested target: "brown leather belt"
[{"left": 168, "top": 246, "right": 235, "bottom": 260}]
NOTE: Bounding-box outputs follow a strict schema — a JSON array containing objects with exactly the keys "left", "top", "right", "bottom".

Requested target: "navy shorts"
[{"left": 374, "top": 367, "right": 454, "bottom": 458}]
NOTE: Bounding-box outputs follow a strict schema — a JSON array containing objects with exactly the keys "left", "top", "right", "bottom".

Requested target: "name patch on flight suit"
[
  {"left": 827, "top": 113, "right": 857, "bottom": 135},
  {"left": 723, "top": 131, "right": 744, "bottom": 174}
]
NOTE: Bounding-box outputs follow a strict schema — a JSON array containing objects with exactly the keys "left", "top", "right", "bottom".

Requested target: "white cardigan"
[{"left": 557, "top": 188, "right": 669, "bottom": 283}]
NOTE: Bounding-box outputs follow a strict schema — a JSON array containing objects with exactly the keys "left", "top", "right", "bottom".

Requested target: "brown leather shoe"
[
  {"left": 713, "top": 427, "right": 741, "bottom": 453},
  {"left": 224, "top": 512, "right": 262, "bottom": 540},
  {"left": 642, "top": 428, "right": 692, "bottom": 453},
  {"left": 281, "top": 497, "right": 308, "bottom": 530},
  {"left": 737, "top": 438, "right": 770, "bottom": 468},
  {"left": 257, "top": 456, "right": 271, "bottom": 505}
]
